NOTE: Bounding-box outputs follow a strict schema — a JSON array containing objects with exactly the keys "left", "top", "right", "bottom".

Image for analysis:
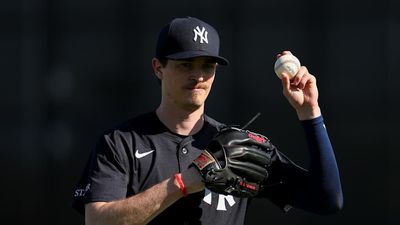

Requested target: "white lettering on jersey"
[
  {"left": 203, "top": 188, "right": 236, "bottom": 211},
  {"left": 203, "top": 188, "right": 212, "bottom": 204},
  {"left": 74, "top": 183, "right": 91, "bottom": 197},
  {"left": 217, "top": 194, "right": 236, "bottom": 211},
  {"left": 193, "top": 26, "right": 208, "bottom": 44}
]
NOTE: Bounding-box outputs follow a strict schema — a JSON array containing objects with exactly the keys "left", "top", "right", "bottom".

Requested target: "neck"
[{"left": 156, "top": 103, "right": 205, "bottom": 136}]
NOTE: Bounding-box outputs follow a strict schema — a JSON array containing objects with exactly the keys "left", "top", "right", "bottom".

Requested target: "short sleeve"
[{"left": 72, "top": 130, "right": 131, "bottom": 214}]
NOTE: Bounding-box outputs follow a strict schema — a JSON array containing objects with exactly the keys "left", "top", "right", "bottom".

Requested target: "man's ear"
[{"left": 152, "top": 58, "right": 163, "bottom": 79}]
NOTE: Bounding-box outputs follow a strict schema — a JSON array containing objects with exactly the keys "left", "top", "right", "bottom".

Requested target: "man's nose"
[{"left": 190, "top": 69, "right": 205, "bottom": 82}]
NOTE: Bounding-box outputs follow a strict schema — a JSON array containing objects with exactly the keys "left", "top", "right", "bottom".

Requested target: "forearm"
[
  {"left": 300, "top": 116, "right": 343, "bottom": 213},
  {"left": 85, "top": 167, "right": 204, "bottom": 225},
  {"left": 86, "top": 177, "right": 181, "bottom": 225}
]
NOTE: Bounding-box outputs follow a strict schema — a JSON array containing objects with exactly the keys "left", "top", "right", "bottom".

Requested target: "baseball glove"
[{"left": 193, "top": 126, "right": 275, "bottom": 198}]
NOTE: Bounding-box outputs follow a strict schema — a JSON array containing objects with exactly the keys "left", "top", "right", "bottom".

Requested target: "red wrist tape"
[{"left": 174, "top": 173, "right": 187, "bottom": 197}]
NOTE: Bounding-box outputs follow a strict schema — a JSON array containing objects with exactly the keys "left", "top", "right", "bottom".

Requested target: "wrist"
[
  {"left": 296, "top": 106, "right": 321, "bottom": 121},
  {"left": 174, "top": 173, "right": 188, "bottom": 197}
]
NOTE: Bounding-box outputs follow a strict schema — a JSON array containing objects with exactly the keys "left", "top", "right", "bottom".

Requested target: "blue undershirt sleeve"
[
  {"left": 261, "top": 116, "right": 344, "bottom": 214},
  {"left": 294, "top": 116, "right": 344, "bottom": 213}
]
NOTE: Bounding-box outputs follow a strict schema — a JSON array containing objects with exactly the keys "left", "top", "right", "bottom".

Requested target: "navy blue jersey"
[
  {"left": 72, "top": 112, "right": 343, "bottom": 224},
  {"left": 73, "top": 112, "right": 251, "bottom": 224}
]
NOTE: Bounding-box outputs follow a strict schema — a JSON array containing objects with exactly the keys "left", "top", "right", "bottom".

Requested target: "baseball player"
[{"left": 72, "top": 17, "right": 343, "bottom": 225}]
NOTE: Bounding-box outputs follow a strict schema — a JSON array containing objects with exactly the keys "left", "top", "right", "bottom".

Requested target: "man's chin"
[{"left": 182, "top": 100, "right": 205, "bottom": 112}]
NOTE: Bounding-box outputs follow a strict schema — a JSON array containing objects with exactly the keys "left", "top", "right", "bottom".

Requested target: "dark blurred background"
[{"left": 2, "top": 0, "right": 399, "bottom": 224}]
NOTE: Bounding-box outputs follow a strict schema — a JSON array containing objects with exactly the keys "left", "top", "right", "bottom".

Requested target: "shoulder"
[
  {"left": 93, "top": 112, "right": 161, "bottom": 151},
  {"left": 103, "top": 111, "right": 161, "bottom": 135}
]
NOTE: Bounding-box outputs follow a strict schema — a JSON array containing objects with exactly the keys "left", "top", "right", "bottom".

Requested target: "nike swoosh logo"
[{"left": 135, "top": 149, "right": 154, "bottom": 159}]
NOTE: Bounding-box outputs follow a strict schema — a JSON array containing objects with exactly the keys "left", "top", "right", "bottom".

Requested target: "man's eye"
[
  {"left": 180, "top": 63, "right": 192, "bottom": 68},
  {"left": 204, "top": 64, "right": 215, "bottom": 69},
  {"left": 203, "top": 64, "right": 216, "bottom": 72}
]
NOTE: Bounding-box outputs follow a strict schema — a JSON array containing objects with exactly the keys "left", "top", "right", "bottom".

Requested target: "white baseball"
[{"left": 274, "top": 54, "right": 301, "bottom": 79}]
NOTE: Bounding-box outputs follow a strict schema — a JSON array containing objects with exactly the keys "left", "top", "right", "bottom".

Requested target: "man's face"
[{"left": 158, "top": 57, "right": 217, "bottom": 112}]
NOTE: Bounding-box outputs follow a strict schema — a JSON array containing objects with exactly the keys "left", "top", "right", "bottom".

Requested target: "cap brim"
[{"left": 166, "top": 51, "right": 229, "bottom": 66}]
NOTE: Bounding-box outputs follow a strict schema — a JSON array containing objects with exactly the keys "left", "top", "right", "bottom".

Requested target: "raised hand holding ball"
[{"left": 274, "top": 54, "right": 301, "bottom": 80}]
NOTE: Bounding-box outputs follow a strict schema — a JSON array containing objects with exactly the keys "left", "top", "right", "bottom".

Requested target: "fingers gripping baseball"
[
  {"left": 281, "top": 69, "right": 319, "bottom": 109},
  {"left": 276, "top": 51, "right": 320, "bottom": 119}
]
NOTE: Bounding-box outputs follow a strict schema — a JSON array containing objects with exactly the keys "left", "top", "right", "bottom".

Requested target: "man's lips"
[{"left": 185, "top": 83, "right": 208, "bottom": 90}]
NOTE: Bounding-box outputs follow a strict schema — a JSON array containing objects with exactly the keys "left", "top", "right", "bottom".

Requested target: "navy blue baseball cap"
[{"left": 155, "top": 17, "right": 229, "bottom": 65}]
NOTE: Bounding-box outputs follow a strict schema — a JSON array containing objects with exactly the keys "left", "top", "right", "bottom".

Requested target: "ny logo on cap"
[{"left": 193, "top": 26, "right": 208, "bottom": 44}]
